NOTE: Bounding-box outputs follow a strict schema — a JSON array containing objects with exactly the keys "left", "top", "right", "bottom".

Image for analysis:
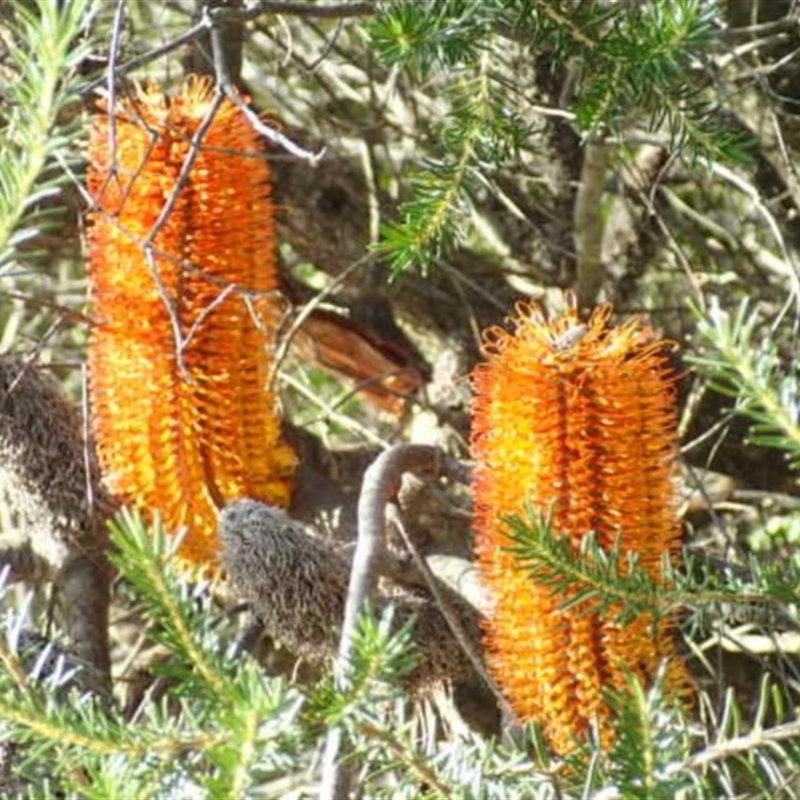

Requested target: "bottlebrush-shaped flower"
[
  {"left": 471, "top": 298, "right": 687, "bottom": 753},
  {"left": 86, "top": 76, "right": 296, "bottom": 570}
]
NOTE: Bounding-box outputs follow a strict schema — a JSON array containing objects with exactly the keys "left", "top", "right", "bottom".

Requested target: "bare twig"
[
  {"left": 198, "top": 0, "right": 245, "bottom": 86},
  {"left": 711, "top": 161, "right": 800, "bottom": 322},
  {"left": 207, "top": 11, "right": 325, "bottom": 164},
  {"left": 687, "top": 720, "right": 800, "bottom": 769},
  {"left": 343, "top": 446, "right": 439, "bottom": 658},
  {"left": 140, "top": 90, "right": 224, "bottom": 378},
  {"left": 82, "top": 1, "right": 375, "bottom": 97},
  {"left": 105, "top": 0, "right": 127, "bottom": 183},
  {"left": 223, "top": 81, "right": 325, "bottom": 163},
  {"left": 321, "top": 444, "right": 440, "bottom": 800},
  {"left": 82, "top": 22, "right": 210, "bottom": 94},
  {"left": 424, "top": 553, "right": 488, "bottom": 609},
  {"left": 280, "top": 371, "right": 391, "bottom": 447},
  {"left": 242, "top": 1, "right": 376, "bottom": 19},
  {"left": 386, "top": 503, "right": 511, "bottom": 717},
  {"left": 69, "top": 136, "right": 283, "bottom": 304},
  {"left": 180, "top": 284, "right": 236, "bottom": 354},
  {"left": 574, "top": 139, "right": 610, "bottom": 307},
  {"left": 269, "top": 252, "right": 377, "bottom": 387}
]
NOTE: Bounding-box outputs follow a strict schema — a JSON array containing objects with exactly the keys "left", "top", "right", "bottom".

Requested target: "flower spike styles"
[
  {"left": 87, "top": 76, "right": 296, "bottom": 571},
  {"left": 471, "top": 297, "right": 687, "bottom": 753}
]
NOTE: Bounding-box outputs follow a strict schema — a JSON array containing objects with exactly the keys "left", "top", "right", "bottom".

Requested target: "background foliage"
[{"left": 4, "top": 0, "right": 800, "bottom": 796}]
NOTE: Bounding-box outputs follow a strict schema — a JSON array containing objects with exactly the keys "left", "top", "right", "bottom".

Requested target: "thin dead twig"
[
  {"left": 574, "top": 139, "right": 609, "bottom": 308},
  {"left": 386, "top": 503, "right": 511, "bottom": 718},
  {"left": 82, "top": 2, "right": 375, "bottom": 97},
  {"left": 687, "top": 720, "right": 800, "bottom": 770},
  {"left": 82, "top": 23, "right": 209, "bottom": 95},
  {"left": 340, "top": 444, "right": 440, "bottom": 666},
  {"left": 268, "top": 252, "right": 377, "bottom": 389},
  {"left": 320, "top": 444, "right": 440, "bottom": 800},
  {"left": 242, "top": 1, "right": 376, "bottom": 20},
  {"left": 209, "top": 25, "right": 324, "bottom": 163}
]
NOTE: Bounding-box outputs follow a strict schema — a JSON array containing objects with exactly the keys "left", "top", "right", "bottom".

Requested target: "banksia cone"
[
  {"left": 86, "top": 76, "right": 296, "bottom": 570},
  {"left": 471, "top": 299, "right": 686, "bottom": 753}
]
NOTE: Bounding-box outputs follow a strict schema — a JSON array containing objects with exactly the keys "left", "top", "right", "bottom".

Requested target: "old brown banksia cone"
[
  {"left": 471, "top": 298, "right": 688, "bottom": 753},
  {"left": 86, "top": 76, "right": 296, "bottom": 570}
]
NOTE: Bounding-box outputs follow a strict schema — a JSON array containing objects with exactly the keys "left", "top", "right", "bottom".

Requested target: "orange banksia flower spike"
[
  {"left": 471, "top": 297, "right": 687, "bottom": 753},
  {"left": 86, "top": 76, "right": 296, "bottom": 570}
]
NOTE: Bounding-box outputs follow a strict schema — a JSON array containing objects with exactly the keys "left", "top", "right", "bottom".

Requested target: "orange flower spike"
[
  {"left": 471, "top": 298, "right": 687, "bottom": 753},
  {"left": 87, "top": 77, "right": 296, "bottom": 570}
]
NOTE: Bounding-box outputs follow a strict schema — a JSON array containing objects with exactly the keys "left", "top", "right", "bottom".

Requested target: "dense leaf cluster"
[{"left": 370, "top": 0, "right": 749, "bottom": 275}]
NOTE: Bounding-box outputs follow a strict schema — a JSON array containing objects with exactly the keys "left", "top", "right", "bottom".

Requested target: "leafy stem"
[{"left": 0, "top": 0, "right": 92, "bottom": 269}]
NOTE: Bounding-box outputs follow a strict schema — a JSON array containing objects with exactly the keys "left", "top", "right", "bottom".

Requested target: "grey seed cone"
[
  {"left": 0, "top": 356, "right": 113, "bottom": 686},
  {"left": 220, "top": 498, "right": 479, "bottom": 689},
  {"left": 0, "top": 357, "right": 111, "bottom": 578},
  {"left": 220, "top": 499, "right": 349, "bottom": 663}
]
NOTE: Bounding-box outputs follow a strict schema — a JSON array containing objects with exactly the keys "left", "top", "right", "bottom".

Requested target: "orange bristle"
[
  {"left": 86, "top": 76, "right": 296, "bottom": 570},
  {"left": 471, "top": 297, "right": 687, "bottom": 753}
]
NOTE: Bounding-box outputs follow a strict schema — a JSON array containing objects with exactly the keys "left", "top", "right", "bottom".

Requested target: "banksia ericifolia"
[
  {"left": 86, "top": 77, "right": 296, "bottom": 570},
  {"left": 471, "top": 299, "right": 687, "bottom": 753}
]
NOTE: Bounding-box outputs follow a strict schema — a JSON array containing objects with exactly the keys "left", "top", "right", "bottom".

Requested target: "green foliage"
[
  {"left": 306, "top": 604, "right": 418, "bottom": 733},
  {"left": 502, "top": 503, "right": 800, "bottom": 635},
  {"left": 369, "top": 0, "right": 749, "bottom": 276},
  {"left": 0, "top": 0, "right": 94, "bottom": 272},
  {"left": 369, "top": 0, "right": 494, "bottom": 76},
  {"left": 600, "top": 666, "right": 698, "bottom": 799},
  {"left": 497, "top": 508, "right": 800, "bottom": 796},
  {"left": 0, "top": 511, "right": 310, "bottom": 797},
  {"left": 502, "top": 505, "right": 665, "bottom": 624},
  {"left": 0, "top": 515, "right": 601, "bottom": 796},
  {"left": 2, "top": 510, "right": 795, "bottom": 796},
  {"left": 572, "top": 1, "right": 732, "bottom": 153},
  {"left": 376, "top": 47, "right": 530, "bottom": 277},
  {"left": 749, "top": 512, "right": 800, "bottom": 568},
  {"left": 689, "top": 299, "right": 800, "bottom": 474}
]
